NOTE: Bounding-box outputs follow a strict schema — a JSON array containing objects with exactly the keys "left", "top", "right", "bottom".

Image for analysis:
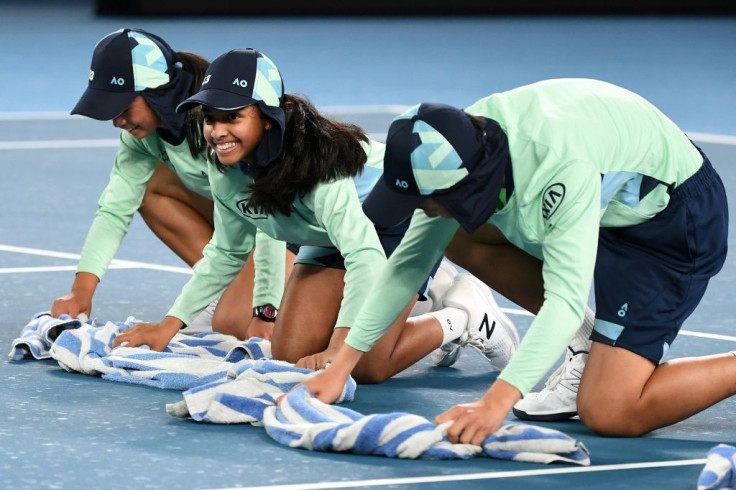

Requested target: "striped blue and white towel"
[
  {"left": 698, "top": 444, "right": 736, "bottom": 490},
  {"left": 8, "top": 312, "right": 92, "bottom": 361},
  {"left": 13, "top": 312, "right": 591, "bottom": 466},
  {"left": 166, "top": 359, "right": 356, "bottom": 424},
  {"left": 48, "top": 317, "right": 271, "bottom": 390},
  {"left": 262, "top": 385, "right": 591, "bottom": 465}
]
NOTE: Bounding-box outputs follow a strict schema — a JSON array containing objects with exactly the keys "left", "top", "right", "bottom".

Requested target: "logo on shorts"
[
  {"left": 618, "top": 303, "right": 628, "bottom": 317},
  {"left": 236, "top": 199, "right": 267, "bottom": 219},
  {"left": 542, "top": 183, "right": 565, "bottom": 220}
]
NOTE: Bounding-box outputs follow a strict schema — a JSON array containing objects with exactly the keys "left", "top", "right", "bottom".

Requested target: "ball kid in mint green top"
[{"left": 352, "top": 78, "right": 703, "bottom": 396}]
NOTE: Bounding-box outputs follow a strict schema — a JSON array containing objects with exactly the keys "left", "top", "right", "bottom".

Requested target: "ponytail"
[{"left": 174, "top": 50, "right": 210, "bottom": 158}]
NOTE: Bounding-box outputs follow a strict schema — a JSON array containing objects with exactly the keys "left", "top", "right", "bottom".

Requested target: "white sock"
[
  {"left": 426, "top": 307, "right": 468, "bottom": 345},
  {"left": 409, "top": 297, "right": 433, "bottom": 317},
  {"left": 568, "top": 306, "right": 594, "bottom": 354}
]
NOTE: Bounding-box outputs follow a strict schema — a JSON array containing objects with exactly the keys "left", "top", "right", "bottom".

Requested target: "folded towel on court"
[
  {"left": 261, "top": 386, "right": 590, "bottom": 465},
  {"left": 48, "top": 317, "right": 272, "bottom": 390},
  {"left": 698, "top": 444, "right": 736, "bottom": 490},
  {"left": 166, "top": 359, "right": 356, "bottom": 424},
  {"left": 8, "top": 312, "right": 91, "bottom": 361}
]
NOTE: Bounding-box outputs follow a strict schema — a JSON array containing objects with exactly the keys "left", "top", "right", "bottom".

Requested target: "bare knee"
[
  {"left": 270, "top": 335, "right": 327, "bottom": 364},
  {"left": 352, "top": 364, "right": 391, "bottom": 384},
  {"left": 139, "top": 187, "right": 161, "bottom": 220},
  {"left": 211, "top": 315, "right": 247, "bottom": 341},
  {"left": 578, "top": 398, "right": 650, "bottom": 437},
  {"left": 139, "top": 177, "right": 179, "bottom": 222},
  {"left": 270, "top": 342, "right": 298, "bottom": 364}
]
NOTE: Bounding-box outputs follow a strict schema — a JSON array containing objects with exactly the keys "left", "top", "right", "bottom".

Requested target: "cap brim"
[
  {"left": 176, "top": 88, "right": 257, "bottom": 114},
  {"left": 363, "top": 177, "right": 423, "bottom": 230},
  {"left": 70, "top": 87, "right": 138, "bottom": 121}
]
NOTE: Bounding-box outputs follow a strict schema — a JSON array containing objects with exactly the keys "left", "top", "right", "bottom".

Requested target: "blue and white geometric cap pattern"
[
  {"left": 129, "top": 31, "right": 170, "bottom": 91},
  {"left": 252, "top": 54, "right": 283, "bottom": 108},
  {"left": 395, "top": 104, "right": 469, "bottom": 195},
  {"left": 411, "top": 119, "right": 468, "bottom": 195},
  {"left": 71, "top": 27, "right": 176, "bottom": 121}
]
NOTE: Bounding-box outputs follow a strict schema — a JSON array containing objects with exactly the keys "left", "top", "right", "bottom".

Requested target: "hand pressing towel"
[{"left": 262, "top": 386, "right": 590, "bottom": 465}]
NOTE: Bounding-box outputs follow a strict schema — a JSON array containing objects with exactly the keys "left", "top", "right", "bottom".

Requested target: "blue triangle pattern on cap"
[
  {"left": 395, "top": 104, "right": 421, "bottom": 120},
  {"left": 410, "top": 120, "right": 468, "bottom": 195},
  {"left": 252, "top": 54, "right": 282, "bottom": 107},
  {"left": 354, "top": 163, "right": 383, "bottom": 202},
  {"left": 129, "top": 31, "right": 170, "bottom": 91}
]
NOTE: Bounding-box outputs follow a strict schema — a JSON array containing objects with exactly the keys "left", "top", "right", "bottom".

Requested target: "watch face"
[
  {"left": 255, "top": 305, "right": 277, "bottom": 321},
  {"left": 263, "top": 305, "right": 277, "bottom": 319}
]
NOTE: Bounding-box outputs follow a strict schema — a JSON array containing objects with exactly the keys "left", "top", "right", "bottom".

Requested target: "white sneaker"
[
  {"left": 430, "top": 336, "right": 466, "bottom": 367},
  {"left": 181, "top": 298, "right": 219, "bottom": 334},
  {"left": 432, "top": 273, "right": 520, "bottom": 370},
  {"left": 427, "top": 264, "right": 463, "bottom": 367},
  {"left": 410, "top": 260, "right": 458, "bottom": 317},
  {"left": 512, "top": 348, "right": 588, "bottom": 421},
  {"left": 427, "top": 260, "right": 458, "bottom": 307}
]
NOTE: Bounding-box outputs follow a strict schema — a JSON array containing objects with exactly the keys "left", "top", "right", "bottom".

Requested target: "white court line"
[
  {"left": 1, "top": 134, "right": 733, "bottom": 150},
  {"left": 0, "top": 107, "right": 412, "bottom": 121},
  {"left": 0, "top": 111, "right": 82, "bottom": 121},
  {"left": 213, "top": 458, "right": 706, "bottom": 490},
  {"left": 0, "top": 138, "right": 389, "bottom": 151},
  {"left": 0, "top": 110, "right": 733, "bottom": 149},
  {"left": 4, "top": 243, "right": 736, "bottom": 342},
  {"left": 502, "top": 307, "right": 736, "bottom": 343},
  {"left": 0, "top": 263, "right": 167, "bottom": 274},
  {"left": 677, "top": 329, "right": 736, "bottom": 342},
  {"left": 0, "top": 265, "right": 84, "bottom": 273},
  {"left": 686, "top": 132, "right": 736, "bottom": 146},
  {"left": 0, "top": 244, "right": 191, "bottom": 275},
  {"left": 0, "top": 139, "right": 119, "bottom": 150}
]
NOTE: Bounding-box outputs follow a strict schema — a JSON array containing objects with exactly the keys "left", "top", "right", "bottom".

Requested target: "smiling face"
[
  {"left": 201, "top": 105, "right": 271, "bottom": 166},
  {"left": 111, "top": 95, "right": 162, "bottom": 138}
]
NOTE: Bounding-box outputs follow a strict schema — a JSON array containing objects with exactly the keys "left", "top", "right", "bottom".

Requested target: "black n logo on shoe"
[{"left": 479, "top": 313, "right": 496, "bottom": 340}]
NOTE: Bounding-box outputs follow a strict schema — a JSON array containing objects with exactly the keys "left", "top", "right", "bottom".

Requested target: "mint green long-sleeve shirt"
[
  {"left": 77, "top": 130, "right": 285, "bottom": 309},
  {"left": 345, "top": 78, "right": 703, "bottom": 395},
  {"left": 167, "top": 140, "right": 388, "bottom": 327}
]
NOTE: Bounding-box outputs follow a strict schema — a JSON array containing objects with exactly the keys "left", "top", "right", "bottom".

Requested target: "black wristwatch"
[{"left": 253, "top": 304, "right": 278, "bottom": 322}]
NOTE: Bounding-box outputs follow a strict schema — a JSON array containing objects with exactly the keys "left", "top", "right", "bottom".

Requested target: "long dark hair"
[
  {"left": 215, "top": 94, "right": 369, "bottom": 216},
  {"left": 174, "top": 50, "right": 210, "bottom": 158},
  {"left": 467, "top": 112, "right": 487, "bottom": 135}
]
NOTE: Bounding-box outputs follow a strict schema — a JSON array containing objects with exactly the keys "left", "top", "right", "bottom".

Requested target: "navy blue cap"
[
  {"left": 176, "top": 49, "right": 285, "bottom": 166},
  {"left": 71, "top": 28, "right": 175, "bottom": 121},
  {"left": 363, "top": 103, "right": 486, "bottom": 229}
]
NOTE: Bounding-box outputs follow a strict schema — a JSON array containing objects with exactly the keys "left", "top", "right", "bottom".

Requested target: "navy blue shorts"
[
  {"left": 591, "top": 155, "right": 728, "bottom": 363},
  {"left": 292, "top": 219, "right": 442, "bottom": 298}
]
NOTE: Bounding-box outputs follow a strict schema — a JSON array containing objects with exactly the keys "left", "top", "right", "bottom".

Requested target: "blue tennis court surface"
[{"left": 2, "top": 2, "right": 736, "bottom": 488}]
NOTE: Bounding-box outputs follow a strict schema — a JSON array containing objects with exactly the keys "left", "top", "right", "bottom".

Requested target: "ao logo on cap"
[
  {"left": 202, "top": 75, "right": 211, "bottom": 85},
  {"left": 89, "top": 70, "right": 95, "bottom": 81},
  {"left": 232, "top": 78, "right": 248, "bottom": 88},
  {"left": 395, "top": 179, "right": 409, "bottom": 189}
]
